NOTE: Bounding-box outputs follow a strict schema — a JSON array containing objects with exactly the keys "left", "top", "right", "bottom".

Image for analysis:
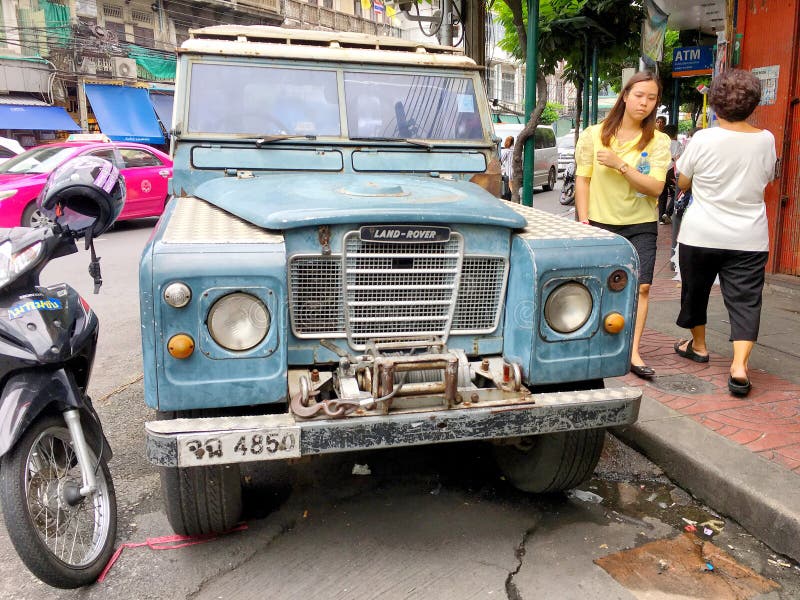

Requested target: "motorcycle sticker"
[{"left": 8, "top": 297, "right": 63, "bottom": 319}]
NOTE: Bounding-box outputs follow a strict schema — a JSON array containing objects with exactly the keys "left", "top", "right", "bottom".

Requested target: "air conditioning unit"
[
  {"left": 112, "top": 57, "right": 137, "bottom": 80},
  {"left": 79, "top": 57, "right": 96, "bottom": 75}
]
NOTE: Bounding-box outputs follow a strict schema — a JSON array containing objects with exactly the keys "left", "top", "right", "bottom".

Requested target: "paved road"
[{"left": 2, "top": 190, "right": 797, "bottom": 599}]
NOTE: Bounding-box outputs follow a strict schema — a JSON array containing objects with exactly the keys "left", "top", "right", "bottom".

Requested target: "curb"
[{"left": 613, "top": 396, "right": 800, "bottom": 562}]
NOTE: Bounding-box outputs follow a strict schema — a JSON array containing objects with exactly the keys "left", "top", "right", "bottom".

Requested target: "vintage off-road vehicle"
[{"left": 141, "top": 25, "right": 642, "bottom": 536}]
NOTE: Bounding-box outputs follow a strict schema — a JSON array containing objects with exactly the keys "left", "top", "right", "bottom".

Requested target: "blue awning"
[
  {"left": 85, "top": 84, "right": 164, "bottom": 145},
  {"left": 149, "top": 92, "right": 174, "bottom": 132},
  {"left": 0, "top": 104, "right": 80, "bottom": 131}
]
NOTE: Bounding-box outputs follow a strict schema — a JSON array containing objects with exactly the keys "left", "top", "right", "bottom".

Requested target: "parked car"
[
  {"left": 141, "top": 25, "right": 642, "bottom": 538},
  {"left": 557, "top": 132, "right": 576, "bottom": 178},
  {"left": 0, "top": 136, "right": 173, "bottom": 227},
  {"left": 492, "top": 123, "right": 558, "bottom": 191}
]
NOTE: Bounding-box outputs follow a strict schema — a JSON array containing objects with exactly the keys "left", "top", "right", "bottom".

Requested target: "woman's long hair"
[{"left": 600, "top": 71, "right": 662, "bottom": 151}]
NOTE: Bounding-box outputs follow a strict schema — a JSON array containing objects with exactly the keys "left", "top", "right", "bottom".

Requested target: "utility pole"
[{"left": 439, "top": 0, "right": 452, "bottom": 46}]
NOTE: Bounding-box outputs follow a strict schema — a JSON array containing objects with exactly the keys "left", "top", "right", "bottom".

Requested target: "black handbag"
[{"left": 674, "top": 189, "right": 691, "bottom": 217}]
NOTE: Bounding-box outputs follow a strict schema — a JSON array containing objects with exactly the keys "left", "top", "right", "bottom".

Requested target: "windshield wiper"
[
  {"left": 350, "top": 137, "right": 435, "bottom": 149},
  {"left": 253, "top": 134, "right": 317, "bottom": 147}
]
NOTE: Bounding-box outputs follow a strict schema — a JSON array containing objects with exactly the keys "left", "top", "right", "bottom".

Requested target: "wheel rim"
[
  {"left": 24, "top": 426, "right": 112, "bottom": 568},
  {"left": 28, "top": 208, "right": 52, "bottom": 229}
]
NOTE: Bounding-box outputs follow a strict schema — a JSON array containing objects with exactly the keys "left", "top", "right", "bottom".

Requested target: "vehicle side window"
[
  {"left": 543, "top": 129, "right": 556, "bottom": 148},
  {"left": 119, "top": 148, "right": 161, "bottom": 169},
  {"left": 86, "top": 149, "right": 117, "bottom": 163},
  {"left": 534, "top": 128, "right": 544, "bottom": 150}
]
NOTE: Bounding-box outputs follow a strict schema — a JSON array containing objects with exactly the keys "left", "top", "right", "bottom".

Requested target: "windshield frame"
[{"left": 177, "top": 57, "right": 493, "bottom": 146}]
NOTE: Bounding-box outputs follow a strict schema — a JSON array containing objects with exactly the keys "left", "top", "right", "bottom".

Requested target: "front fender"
[{"left": 0, "top": 369, "right": 111, "bottom": 460}]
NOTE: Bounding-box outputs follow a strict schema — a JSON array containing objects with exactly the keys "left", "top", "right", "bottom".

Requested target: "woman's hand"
[{"left": 596, "top": 149, "right": 624, "bottom": 171}]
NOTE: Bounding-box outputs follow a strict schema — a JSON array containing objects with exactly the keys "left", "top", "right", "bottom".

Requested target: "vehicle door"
[
  {"left": 117, "top": 147, "right": 170, "bottom": 218},
  {"left": 80, "top": 146, "right": 137, "bottom": 217},
  {"left": 533, "top": 128, "right": 546, "bottom": 186}
]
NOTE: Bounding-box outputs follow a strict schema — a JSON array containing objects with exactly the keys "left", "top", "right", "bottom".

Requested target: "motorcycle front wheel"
[{"left": 0, "top": 412, "right": 117, "bottom": 588}]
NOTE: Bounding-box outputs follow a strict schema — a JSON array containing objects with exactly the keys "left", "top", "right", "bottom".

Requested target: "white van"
[{"left": 492, "top": 123, "right": 558, "bottom": 191}]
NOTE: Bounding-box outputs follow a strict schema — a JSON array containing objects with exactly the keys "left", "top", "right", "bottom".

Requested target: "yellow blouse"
[{"left": 575, "top": 124, "right": 671, "bottom": 225}]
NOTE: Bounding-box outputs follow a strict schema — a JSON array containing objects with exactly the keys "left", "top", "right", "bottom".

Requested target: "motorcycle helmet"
[{"left": 37, "top": 155, "right": 125, "bottom": 237}]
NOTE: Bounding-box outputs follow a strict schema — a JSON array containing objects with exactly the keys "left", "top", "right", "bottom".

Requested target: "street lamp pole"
[{"left": 522, "top": 0, "right": 539, "bottom": 207}]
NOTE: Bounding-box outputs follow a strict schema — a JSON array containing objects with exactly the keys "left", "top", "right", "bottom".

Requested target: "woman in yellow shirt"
[{"left": 575, "top": 71, "right": 671, "bottom": 378}]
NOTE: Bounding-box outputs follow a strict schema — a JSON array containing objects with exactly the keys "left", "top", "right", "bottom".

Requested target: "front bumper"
[{"left": 145, "top": 386, "right": 641, "bottom": 468}]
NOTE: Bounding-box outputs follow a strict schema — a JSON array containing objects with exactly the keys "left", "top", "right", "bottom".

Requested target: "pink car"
[{"left": 0, "top": 140, "right": 173, "bottom": 227}]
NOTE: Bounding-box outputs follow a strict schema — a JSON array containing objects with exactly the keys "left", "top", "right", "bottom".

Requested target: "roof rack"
[{"left": 187, "top": 25, "right": 459, "bottom": 56}]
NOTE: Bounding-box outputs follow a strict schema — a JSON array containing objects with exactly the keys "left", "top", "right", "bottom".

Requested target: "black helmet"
[{"left": 38, "top": 155, "right": 125, "bottom": 237}]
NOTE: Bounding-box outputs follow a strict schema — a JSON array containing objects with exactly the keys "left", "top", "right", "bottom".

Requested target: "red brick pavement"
[{"left": 621, "top": 228, "right": 800, "bottom": 475}]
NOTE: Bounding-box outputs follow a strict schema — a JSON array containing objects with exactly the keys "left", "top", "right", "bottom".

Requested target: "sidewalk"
[{"left": 612, "top": 228, "right": 800, "bottom": 562}]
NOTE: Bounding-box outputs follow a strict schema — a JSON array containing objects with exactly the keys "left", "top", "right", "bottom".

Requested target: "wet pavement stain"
[
  {"left": 651, "top": 373, "right": 716, "bottom": 395},
  {"left": 596, "top": 532, "right": 781, "bottom": 599}
]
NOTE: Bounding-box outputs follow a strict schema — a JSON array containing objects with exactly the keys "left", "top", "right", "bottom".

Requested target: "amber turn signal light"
[
  {"left": 168, "top": 334, "right": 195, "bottom": 359},
  {"left": 604, "top": 313, "right": 625, "bottom": 334}
]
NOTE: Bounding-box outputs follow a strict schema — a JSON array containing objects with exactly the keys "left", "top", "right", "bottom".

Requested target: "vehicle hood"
[
  {"left": 193, "top": 173, "right": 527, "bottom": 230},
  {"left": 0, "top": 173, "right": 46, "bottom": 199}
]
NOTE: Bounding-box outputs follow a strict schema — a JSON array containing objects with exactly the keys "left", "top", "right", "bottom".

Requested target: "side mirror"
[{"left": 37, "top": 156, "right": 125, "bottom": 238}]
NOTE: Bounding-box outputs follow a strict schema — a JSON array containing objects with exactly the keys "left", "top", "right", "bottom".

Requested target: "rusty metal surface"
[{"left": 596, "top": 532, "right": 779, "bottom": 599}]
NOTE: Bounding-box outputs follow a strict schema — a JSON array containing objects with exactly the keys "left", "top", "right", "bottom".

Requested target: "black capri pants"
[{"left": 677, "top": 244, "right": 769, "bottom": 341}]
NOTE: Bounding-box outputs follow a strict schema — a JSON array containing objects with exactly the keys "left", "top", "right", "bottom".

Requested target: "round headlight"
[
  {"left": 207, "top": 293, "right": 270, "bottom": 351},
  {"left": 544, "top": 282, "right": 593, "bottom": 333}
]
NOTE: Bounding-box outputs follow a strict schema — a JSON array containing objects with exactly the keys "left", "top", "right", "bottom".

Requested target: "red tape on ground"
[{"left": 97, "top": 523, "right": 248, "bottom": 582}]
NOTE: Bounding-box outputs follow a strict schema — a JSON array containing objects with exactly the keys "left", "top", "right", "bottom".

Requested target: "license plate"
[{"left": 177, "top": 428, "right": 301, "bottom": 466}]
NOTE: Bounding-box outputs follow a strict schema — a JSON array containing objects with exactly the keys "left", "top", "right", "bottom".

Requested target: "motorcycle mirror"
[{"left": 37, "top": 156, "right": 125, "bottom": 239}]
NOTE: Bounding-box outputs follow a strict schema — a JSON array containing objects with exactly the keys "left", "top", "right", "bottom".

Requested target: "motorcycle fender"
[{"left": 0, "top": 369, "right": 112, "bottom": 460}]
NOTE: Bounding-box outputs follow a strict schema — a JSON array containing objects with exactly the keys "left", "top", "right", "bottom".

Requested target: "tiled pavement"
[{"left": 621, "top": 227, "right": 800, "bottom": 476}]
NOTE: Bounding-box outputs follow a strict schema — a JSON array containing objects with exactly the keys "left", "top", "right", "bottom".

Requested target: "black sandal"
[
  {"left": 674, "top": 339, "right": 709, "bottom": 363},
  {"left": 728, "top": 375, "right": 751, "bottom": 396}
]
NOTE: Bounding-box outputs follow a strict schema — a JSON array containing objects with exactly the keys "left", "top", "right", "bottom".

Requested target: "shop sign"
[{"left": 672, "top": 46, "right": 714, "bottom": 77}]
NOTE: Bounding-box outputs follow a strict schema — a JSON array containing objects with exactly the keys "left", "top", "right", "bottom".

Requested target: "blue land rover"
[{"left": 141, "top": 26, "right": 641, "bottom": 535}]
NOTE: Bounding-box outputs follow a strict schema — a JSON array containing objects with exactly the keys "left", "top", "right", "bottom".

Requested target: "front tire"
[
  {"left": 0, "top": 413, "right": 117, "bottom": 588},
  {"left": 543, "top": 166, "right": 557, "bottom": 191},
  {"left": 160, "top": 464, "right": 242, "bottom": 536},
  {"left": 493, "top": 428, "right": 606, "bottom": 493}
]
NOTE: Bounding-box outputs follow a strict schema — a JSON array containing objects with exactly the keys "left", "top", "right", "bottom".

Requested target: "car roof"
[{"left": 36, "top": 141, "right": 171, "bottom": 159}]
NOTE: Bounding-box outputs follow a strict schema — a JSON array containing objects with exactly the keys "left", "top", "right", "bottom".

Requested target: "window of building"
[
  {"left": 501, "top": 71, "right": 515, "bottom": 103},
  {"left": 486, "top": 67, "right": 495, "bottom": 101},
  {"left": 132, "top": 25, "right": 154, "bottom": 46},
  {"left": 354, "top": 0, "right": 363, "bottom": 18}
]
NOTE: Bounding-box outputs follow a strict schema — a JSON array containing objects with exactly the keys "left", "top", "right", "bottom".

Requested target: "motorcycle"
[
  {"left": 0, "top": 156, "right": 123, "bottom": 588},
  {"left": 559, "top": 161, "right": 576, "bottom": 205}
]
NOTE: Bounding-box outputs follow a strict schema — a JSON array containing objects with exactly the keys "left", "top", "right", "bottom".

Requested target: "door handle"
[{"left": 159, "top": 169, "right": 170, "bottom": 178}]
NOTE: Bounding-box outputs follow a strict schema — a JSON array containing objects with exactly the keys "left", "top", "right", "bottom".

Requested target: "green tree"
[{"left": 540, "top": 101, "right": 564, "bottom": 124}]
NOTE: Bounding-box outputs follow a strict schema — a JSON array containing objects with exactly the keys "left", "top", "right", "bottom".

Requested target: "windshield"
[
  {"left": 188, "top": 63, "right": 341, "bottom": 136},
  {"left": 0, "top": 146, "right": 76, "bottom": 175},
  {"left": 344, "top": 72, "right": 482, "bottom": 140},
  {"left": 186, "top": 63, "right": 485, "bottom": 142}
]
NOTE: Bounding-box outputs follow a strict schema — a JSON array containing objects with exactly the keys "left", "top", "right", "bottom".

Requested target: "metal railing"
[{"left": 283, "top": 0, "right": 401, "bottom": 37}]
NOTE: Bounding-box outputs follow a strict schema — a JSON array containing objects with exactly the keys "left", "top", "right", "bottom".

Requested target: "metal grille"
[
  {"left": 451, "top": 257, "right": 508, "bottom": 332},
  {"left": 289, "top": 256, "right": 344, "bottom": 336},
  {"left": 343, "top": 232, "right": 463, "bottom": 347},
  {"left": 288, "top": 237, "right": 507, "bottom": 342}
]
